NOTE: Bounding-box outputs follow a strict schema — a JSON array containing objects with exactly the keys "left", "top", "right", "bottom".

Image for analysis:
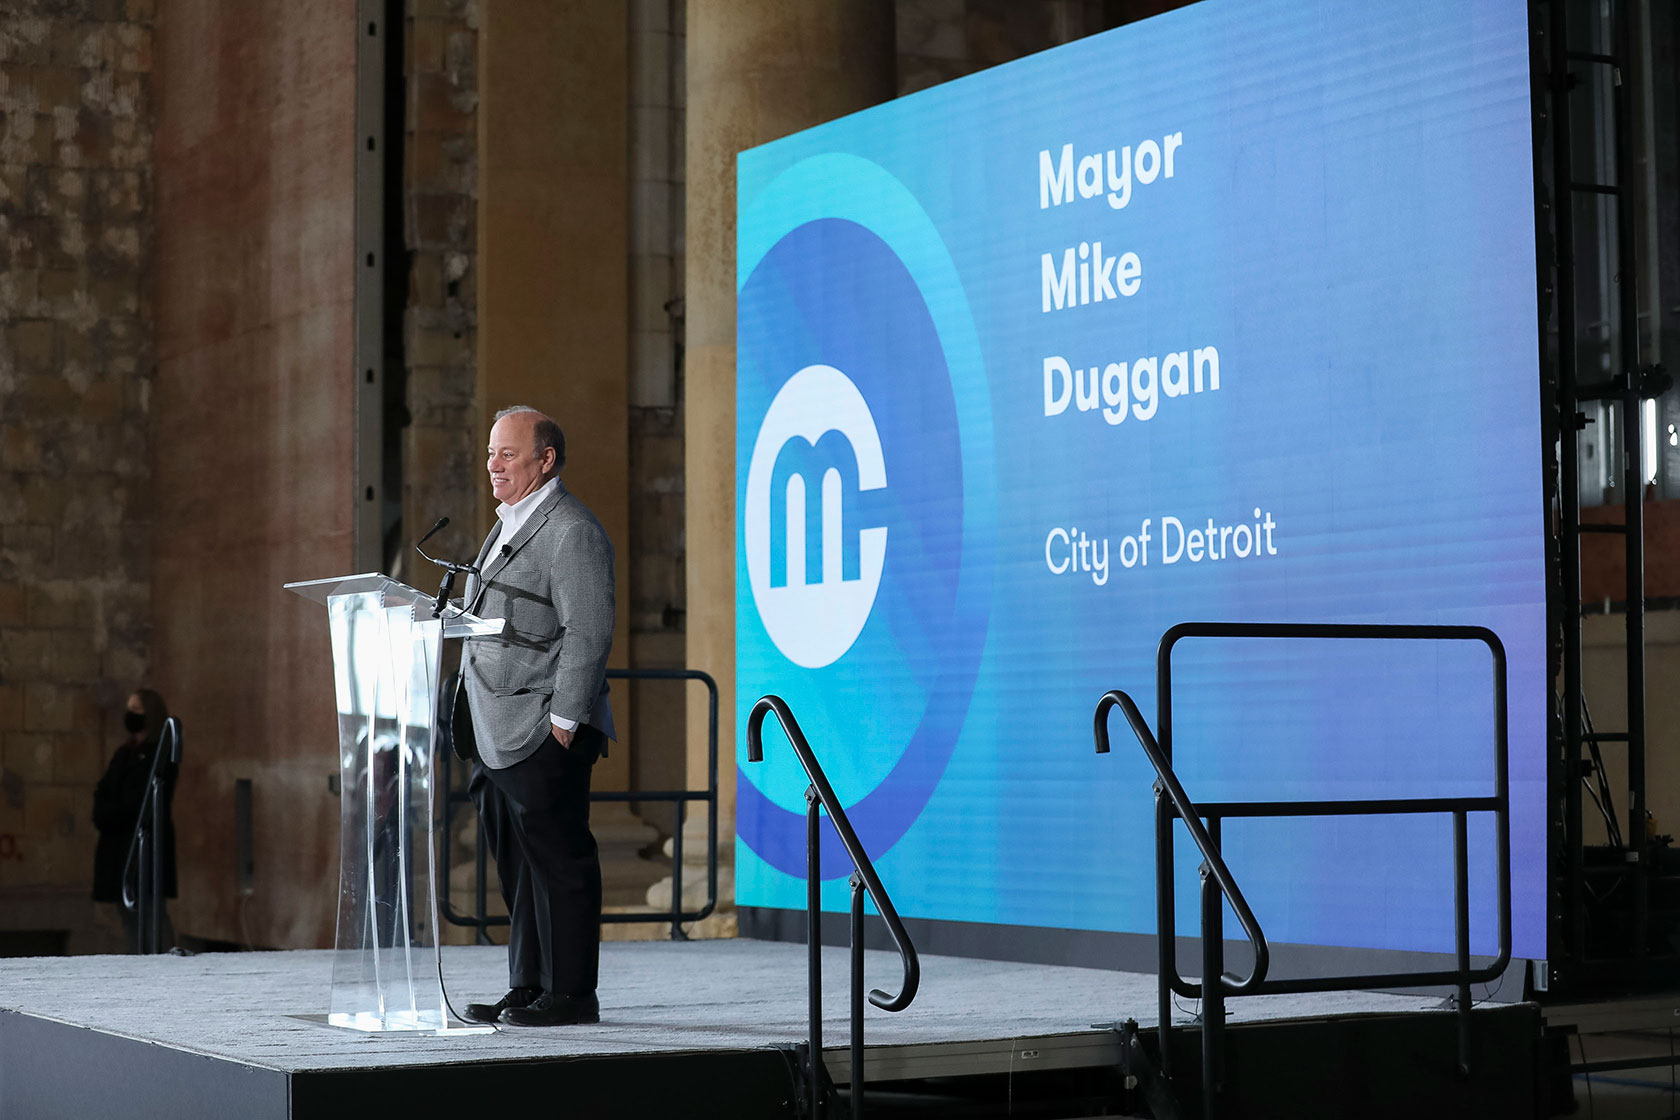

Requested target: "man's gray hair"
[{"left": 494, "top": 405, "right": 566, "bottom": 471}]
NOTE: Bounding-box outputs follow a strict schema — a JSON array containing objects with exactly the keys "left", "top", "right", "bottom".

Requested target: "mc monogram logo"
[
  {"left": 734, "top": 155, "right": 996, "bottom": 878},
  {"left": 744, "top": 364, "right": 888, "bottom": 669}
]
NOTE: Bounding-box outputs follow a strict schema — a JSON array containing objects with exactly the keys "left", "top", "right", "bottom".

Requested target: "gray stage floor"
[{"left": 0, "top": 940, "right": 1450, "bottom": 1073}]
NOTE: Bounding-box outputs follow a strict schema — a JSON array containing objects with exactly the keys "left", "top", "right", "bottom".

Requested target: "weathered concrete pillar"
[
  {"left": 683, "top": 1, "right": 896, "bottom": 871},
  {"left": 477, "top": 0, "right": 631, "bottom": 782},
  {"left": 153, "top": 0, "right": 356, "bottom": 950},
  {"left": 478, "top": 1, "right": 664, "bottom": 912}
]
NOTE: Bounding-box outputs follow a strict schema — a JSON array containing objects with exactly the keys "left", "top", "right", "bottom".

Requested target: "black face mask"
[{"left": 123, "top": 712, "right": 147, "bottom": 734}]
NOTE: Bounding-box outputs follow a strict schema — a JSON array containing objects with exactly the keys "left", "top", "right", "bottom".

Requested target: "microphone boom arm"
[{"left": 415, "top": 538, "right": 479, "bottom": 620}]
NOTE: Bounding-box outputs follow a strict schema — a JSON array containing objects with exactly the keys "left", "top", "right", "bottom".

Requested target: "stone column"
[
  {"left": 152, "top": 0, "right": 356, "bottom": 950},
  {"left": 478, "top": 0, "right": 631, "bottom": 771},
  {"left": 478, "top": 1, "right": 658, "bottom": 913},
  {"left": 682, "top": 1, "right": 896, "bottom": 907}
]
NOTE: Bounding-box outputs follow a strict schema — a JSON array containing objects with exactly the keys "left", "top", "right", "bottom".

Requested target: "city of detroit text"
[
  {"left": 1046, "top": 510, "right": 1281, "bottom": 587},
  {"left": 1037, "top": 132, "right": 1221, "bottom": 426}
]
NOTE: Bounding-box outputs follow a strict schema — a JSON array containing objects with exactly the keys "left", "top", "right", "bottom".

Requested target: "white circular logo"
[{"left": 745, "top": 365, "right": 888, "bottom": 668}]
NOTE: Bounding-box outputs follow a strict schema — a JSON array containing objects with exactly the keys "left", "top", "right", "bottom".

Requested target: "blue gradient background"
[{"left": 736, "top": 0, "right": 1544, "bottom": 960}]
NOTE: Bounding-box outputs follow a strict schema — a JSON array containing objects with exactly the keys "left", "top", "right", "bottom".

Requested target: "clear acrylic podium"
[{"left": 284, "top": 573, "right": 502, "bottom": 1032}]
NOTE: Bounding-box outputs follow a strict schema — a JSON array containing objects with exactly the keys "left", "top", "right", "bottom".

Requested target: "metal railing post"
[
  {"left": 149, "top": 782, "right": 166, "bottom": 953},
  {"left": 1155, "top": 781, "right": 1175, "bottom": 1081},
  {"left": 1454, "top": 808, "right": 1472, "bottom": 1075},
  {"left": 1199, "top": 867, "right": 1225, "bottom": 1120},
  {"left": 670, "top": 799, "right": 687, "bottom": 941},
  {"left": 135, "top": 823, "right": 151, "bottom": 954},
  {"left": 807, "top": 786, "right": 825, "bottom": 1120},
  {"left": 850, "top": 872, "right": 866, "bottom": 1120},
  {"left": 1201, "top": 814, "right": 1227, "bottom": 1120},
  {"left": 705, "top": 669, "right": 720, "bottom": 935}
]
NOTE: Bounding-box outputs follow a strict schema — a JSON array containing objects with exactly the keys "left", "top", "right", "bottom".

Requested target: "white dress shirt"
[
  {"left": 489, "top": 478, "right": 577, "bottom": 733},
  {"left": 489, "top": 476, "right": 558, "bottom": 555}
]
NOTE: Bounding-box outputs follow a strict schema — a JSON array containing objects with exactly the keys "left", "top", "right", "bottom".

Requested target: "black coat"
[{"left": 92, "top": 739, "right": 177, "bottom": 902}]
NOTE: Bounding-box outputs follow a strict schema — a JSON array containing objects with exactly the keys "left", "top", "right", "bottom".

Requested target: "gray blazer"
[{"left": 459, "top": 482, "right": 616, "bottom": 769}]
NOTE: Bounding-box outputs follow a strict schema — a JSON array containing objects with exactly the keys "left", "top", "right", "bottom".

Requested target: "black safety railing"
[
  {"left": 748, "top": 694, "right": 920, "bottom": 1120},
  {"left": 440, "top": 667, "right": 720, "bottom": 941},
  {"left": 1095, "top": 623, "right": 1512, "bottom": 1120},
  {"left": 121, "top": 716, "right": 181, "bottom": 955}
]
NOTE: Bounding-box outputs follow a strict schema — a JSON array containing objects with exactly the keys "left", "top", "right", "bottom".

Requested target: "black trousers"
[{"left": 469, "top": 725, "right": 603, "bottom": 997}]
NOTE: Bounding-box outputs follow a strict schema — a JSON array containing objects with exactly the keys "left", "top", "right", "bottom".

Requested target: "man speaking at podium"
[{"left": 455, "top": 405, "right": 616, "bottom": 1027}]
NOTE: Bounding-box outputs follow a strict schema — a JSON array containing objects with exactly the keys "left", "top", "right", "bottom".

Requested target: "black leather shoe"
[
  {"left": 499, "top": 992, "right": 600, "bottom": 1027},
  {"left": 464, "top": 986, "right": 542, "bottom": 1024}
]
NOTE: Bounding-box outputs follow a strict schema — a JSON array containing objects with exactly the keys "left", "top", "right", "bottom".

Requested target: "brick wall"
[
  {"left": 402, "top": 0, "right": 480, "bottom": 575},
  {"left": 0, "top": 0, "right": 152, "bottom": 953},
  {"left": 0, "top": 0, "right": 154, "bottom": 948}
]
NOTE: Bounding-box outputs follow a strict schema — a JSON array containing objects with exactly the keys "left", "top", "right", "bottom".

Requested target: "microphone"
[
  {"left": 501, "top": 544, "right": 512, "bottom": 557},
  {"left": 412, "top": 515, "right": 478, "bottom": 619},
  {"left": 414, "top": 517, "right": 476, "bottom": 574},
  {"left": 416, "top": 516, "right": 450, "bottom": 549}
]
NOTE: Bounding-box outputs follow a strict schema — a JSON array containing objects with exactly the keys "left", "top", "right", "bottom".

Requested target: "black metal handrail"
[
  {"left": 747, "top": 694, "right": 920, "bottom": 1120},
  {"left": 120, "top": 716, "right": 181, "bottom": 955},
  {"left": 1095, "top": 622, "right": 1512, "bottom": 1120},
  {"left": 440, "top": 667, "right": 721, "bottom": 941},
  {"left": 1097, "top": 690, "right": 1270, "bottom": 997}
]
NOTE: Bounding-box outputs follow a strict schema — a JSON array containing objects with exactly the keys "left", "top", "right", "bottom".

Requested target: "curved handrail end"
[
  {"left": 869, "top": 954, "right": 920, "bottom": 1011},
  {"left": 1095, "top": 690, "right": 1271, "bottom": 992},
  {"left": 747, "top": 693, "right": 921, "bottom": 1014}
]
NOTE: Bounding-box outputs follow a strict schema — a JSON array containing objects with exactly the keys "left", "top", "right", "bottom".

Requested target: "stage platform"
[{"left": 0, "top": 940, "right": 1541, "bottom": 1118}]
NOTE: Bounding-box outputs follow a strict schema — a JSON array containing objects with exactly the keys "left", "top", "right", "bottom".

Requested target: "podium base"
[{"left": 290, "top": 1013, "right": 496, "bottom": 1036}]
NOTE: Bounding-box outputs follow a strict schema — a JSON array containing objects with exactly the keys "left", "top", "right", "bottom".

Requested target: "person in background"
[{"left": 92, "top": 688, "right": 177, "bottom": 952}]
